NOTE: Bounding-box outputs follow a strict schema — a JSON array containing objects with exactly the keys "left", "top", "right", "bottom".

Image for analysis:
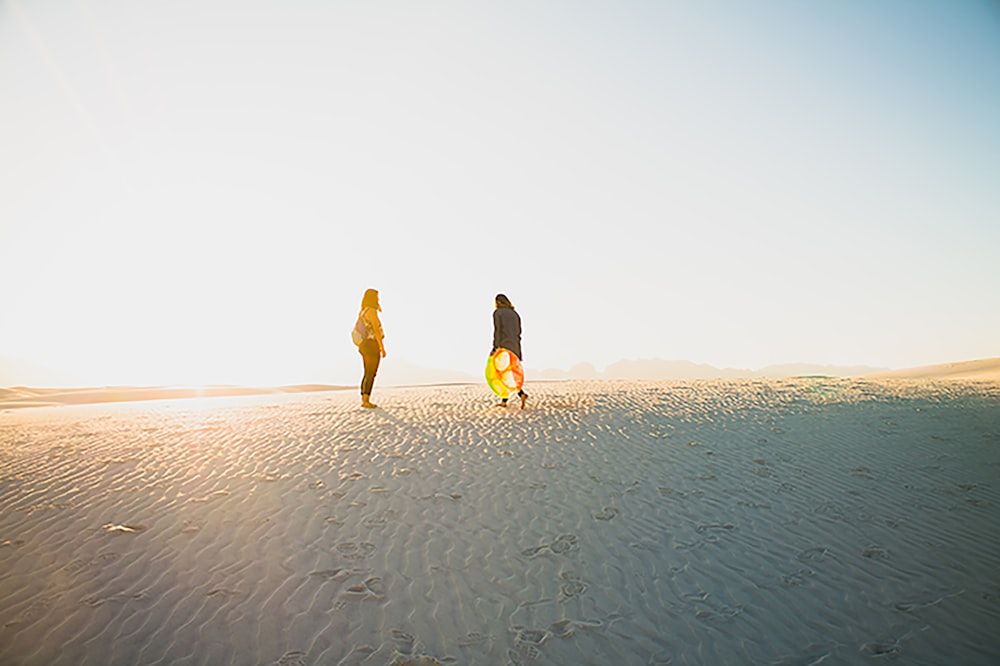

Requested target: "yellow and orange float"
[{"left": 485, "top": 348, "right": 524, "bottom": 398}]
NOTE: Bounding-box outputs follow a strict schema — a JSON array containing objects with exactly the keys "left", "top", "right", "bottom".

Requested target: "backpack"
[{"left": 351, "top": 310, "right": 370, "bottom": 346}]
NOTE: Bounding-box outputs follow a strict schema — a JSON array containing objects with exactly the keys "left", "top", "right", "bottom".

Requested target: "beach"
[{"left": 1, "top": 378, "right": 998, "bottom": 665}]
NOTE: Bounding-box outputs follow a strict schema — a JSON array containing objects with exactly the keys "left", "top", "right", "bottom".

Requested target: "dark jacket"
[{"left": 492, "top": 306, "right": 522, "bottom": 360}]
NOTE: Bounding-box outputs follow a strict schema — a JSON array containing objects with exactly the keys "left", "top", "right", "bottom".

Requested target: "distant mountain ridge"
[
  {"left": 10, "top": 353, "right": 993, "bottom": 388},
  {"left": 534, "top": 359, "right": 889, "bottom": 381}
]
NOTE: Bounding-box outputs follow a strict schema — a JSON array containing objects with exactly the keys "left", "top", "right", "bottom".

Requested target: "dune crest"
[{"left": 866, "top": 357, "right": 1000, "bottom": 381}]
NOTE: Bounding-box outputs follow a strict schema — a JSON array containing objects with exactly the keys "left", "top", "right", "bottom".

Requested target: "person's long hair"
[
  {"left": 361, "top": 288, "right": 381, "bottom": 311},
  {"left": 495, "top": 293, "right": 513, "bottom": 309}
]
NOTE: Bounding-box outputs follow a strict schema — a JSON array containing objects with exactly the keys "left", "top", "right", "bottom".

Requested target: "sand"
[
  {"left": 866, "top": 357, "right": 1000, "bottom": 382},
  {"left": 1, "top": 378, "right": 998, "bottom": 665},
  {"left": 0, "top": 385, "right": 344, "bottom": 411}
]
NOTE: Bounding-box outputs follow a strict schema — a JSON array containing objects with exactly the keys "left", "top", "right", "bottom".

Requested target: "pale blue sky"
[{"left": 2, "top": 0, "right": 998, "bottom": 386}]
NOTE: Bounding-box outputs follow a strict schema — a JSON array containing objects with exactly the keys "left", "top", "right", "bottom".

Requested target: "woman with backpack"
[
  {"left": 492, "top": 293, "right": 528, "bottom": 409},
  {"left": 355, "top": 288, "right": 386, "bottom": 408}
]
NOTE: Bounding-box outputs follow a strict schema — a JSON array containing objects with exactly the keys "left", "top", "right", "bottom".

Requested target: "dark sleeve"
[
  {"left": 492, "top": 310, "right": 502, "bottom": 352},
  {"left": 516, "top": 311, "right": 523, "bottom": 359}
]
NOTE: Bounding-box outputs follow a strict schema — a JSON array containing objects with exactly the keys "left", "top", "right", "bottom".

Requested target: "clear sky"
[{"left": 2, "top": 0, "right": 998, "bottom": 387}]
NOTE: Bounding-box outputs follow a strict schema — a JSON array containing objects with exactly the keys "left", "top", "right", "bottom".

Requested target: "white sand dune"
[
  {"left": 1, "top": 379, "right": 998, "bottom": 665},
  {"left": 0, "top": 385, "right": 347, "bottom": 411},
  {"left": 866, "top": 357, "right": 1000, "bottom": 382}
]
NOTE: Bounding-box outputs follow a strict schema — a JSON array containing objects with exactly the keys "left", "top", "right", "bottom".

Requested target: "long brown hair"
[
  {"left": 495, "top": 293, "right": 513, "bottom": 309},
  {"left": 361, "top": 288, "right": 381, "bottom": 311}
]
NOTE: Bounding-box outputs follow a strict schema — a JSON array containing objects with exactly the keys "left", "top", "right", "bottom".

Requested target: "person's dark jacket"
[{"left": 492, "top": 306, "right": 522, "bottom": 360}]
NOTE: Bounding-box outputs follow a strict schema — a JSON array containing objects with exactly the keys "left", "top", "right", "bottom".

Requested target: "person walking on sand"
[
  {"left": 492, "top": 293, "right": 528, "bottom": 409},
  {"left": 356, "top": 288, "right": 386, "bottom": 409}
]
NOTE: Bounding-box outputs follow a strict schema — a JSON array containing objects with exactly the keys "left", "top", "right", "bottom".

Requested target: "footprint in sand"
[
  {"left": 550, "top": 534, "right": 578, "bottom": 554},
  {"left": 276, "top": 651, "right": 307, "bottom": 666},
  {"left": 781, "top": 568, "right": 815, "bottom": 587},
  {"left": 509, "top": 626, "right": 549, "bottom": 661},
  {"left": 82, "top": 592, "right": 148, "bottom": 607},
  {"left": 548, "top": 620, "right": 574, "bottom": 638},
  {"left": 388, "top": 653, "right": 448, "bottom": 665},
  {"left": 391, "top": 629, "right": 416, "bottom": 653},
  {"left": 559, "top": 572, "right": 588, "bottom": 598},
  {"left": 815, "top": 502, "right": 846, "bottom": 520},
  {"left": 362, "top": 510, "right": 397, "bottom": 528},
  {"left": 514, "top": 628, "right": 547, "bottom": 646},
  {"left": 457, "top": 631, "right": 491, "bottom": 648},
  {"left": 520, "top": 545, "right": 548, "bottom": 558},
  {"left": 418, "top": 492, "right": 463, "bottom": 502},
  {"left": 344, "top": 576, "right": 385, "bottom": 600},
  {"left": 523, "top": 534, "right": 578, "bottom": 557},
  {"left": 693, "top": 602, "right": 743, "bottom": 624},
  {"left": 696, "top": 523, "right": 734, "bottom": 534},
  {"left": 592, "top": 507, "right": 619, "bottom": 521},
  {"left": 549, "top": 617, "right": 602, "bottom": 638},
  {"left": 102, "top": 523, "right": 146, "bottom": 534},
  {"left": 66, "top": 558, "right": 91, "bottom": 574},
  {"left": 336, "top": 541, "right": 377, "bottom": 559},
  {"left": 862, "top": 639, "right": 903, "bottom": 658},
  {"left": 6, "top": 595, "right": 60, "bottom": 627},
  {"left": 861, "top": 545, "right": 890, "bottom": 559},
  {"left": 65, "top": 552, "right": 121, "bottom": 575},
  {"left": 189, "top": 489, "right": 230, "bottom": 503},
  {"left": 309, "top": 568, "right": 351, "bottom": 582},
  {"left": 796, "top": 546, "right": 832, "bottom": 562},
  {"left": 181, "top": 520, "right": 202, "bottom": 534}
]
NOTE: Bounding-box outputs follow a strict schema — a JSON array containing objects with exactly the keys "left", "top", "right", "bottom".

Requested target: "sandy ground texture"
[
  {"left": 1, "top": 379, "right": 998, "bottom": 665},
  {"left": 0, "top": 385, "right": 344, "bottom": 411}
]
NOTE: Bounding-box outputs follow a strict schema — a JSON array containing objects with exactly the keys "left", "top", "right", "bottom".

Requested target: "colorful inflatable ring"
[{"left": 485, "top": 348, "right": 524, "bottom": 398}]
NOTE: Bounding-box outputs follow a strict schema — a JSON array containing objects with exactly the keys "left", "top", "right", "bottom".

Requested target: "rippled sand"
[{"left": 1, "top": 379, "right": 998, "bottom": 665}]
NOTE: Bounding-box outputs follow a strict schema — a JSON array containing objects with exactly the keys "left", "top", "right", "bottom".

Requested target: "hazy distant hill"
[
  {"left": 377, "top": 360, "right": 478, "bottom": 386},
  {"left": 0, "top": 355, "right": 74, "bottom": 387},
  {"left": 14, "top": 353, "right": 993, "bottom": 389},
  {"left": 535, "top": 359, "right": 888, "bottom": 381}
]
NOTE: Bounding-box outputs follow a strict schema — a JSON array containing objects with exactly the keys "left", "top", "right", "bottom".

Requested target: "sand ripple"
[{"left": 1, "top": 380, "right": 998, "bottom": 664}]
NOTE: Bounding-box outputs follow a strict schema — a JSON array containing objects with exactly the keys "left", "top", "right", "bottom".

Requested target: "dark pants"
[{"left": 359, "top": 339, "right": 381, "bottom": 395}]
